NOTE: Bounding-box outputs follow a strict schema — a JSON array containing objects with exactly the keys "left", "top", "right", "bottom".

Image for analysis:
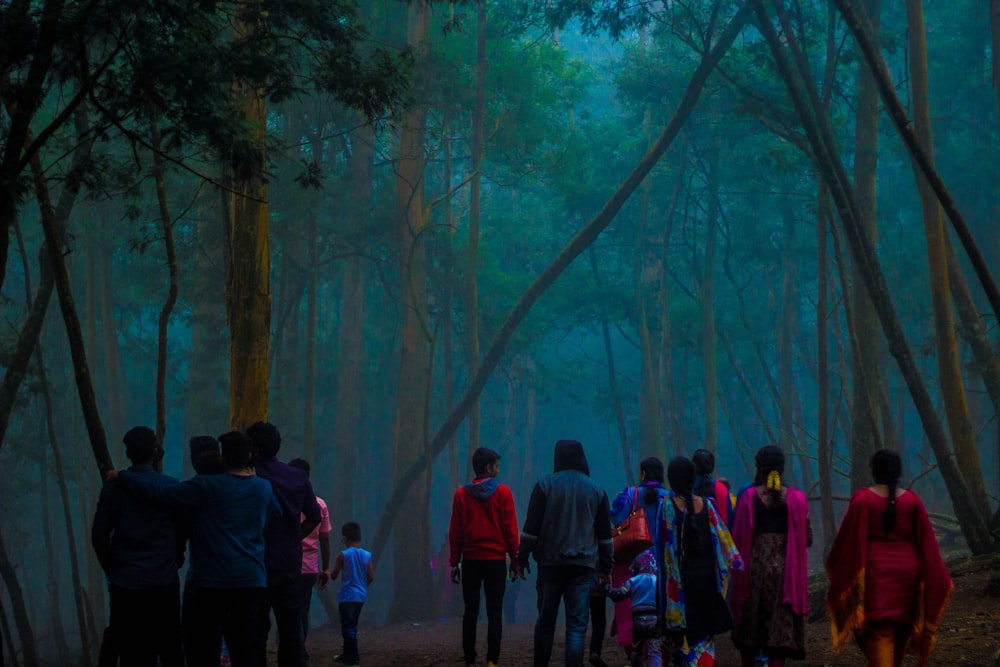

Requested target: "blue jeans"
[
  {"left": 338, "top": 601, "right": 364, "bottom": 663},
  {"left": 534, "top": 565, "right": 593, "bottom": 667}
]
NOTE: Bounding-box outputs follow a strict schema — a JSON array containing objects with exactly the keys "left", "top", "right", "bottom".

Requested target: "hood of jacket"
[
  {"left": 464, "top": 476, "right": 500, "bottom": 500},
  {"left": 553, "top": 439, "right": 590, "bottom": 475}
]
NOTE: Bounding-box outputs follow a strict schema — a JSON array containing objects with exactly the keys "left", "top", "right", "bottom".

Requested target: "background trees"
[{"left": 2, "top": 0, "right": 1000, "bottom": 660}]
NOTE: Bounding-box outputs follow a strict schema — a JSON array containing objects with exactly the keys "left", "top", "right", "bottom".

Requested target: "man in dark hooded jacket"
[
  {"left": 515, "top": 439, "right": 614, "bottom": 667},
  {"left": 449, "top": 447, "right": 520, "bottom": 667}
]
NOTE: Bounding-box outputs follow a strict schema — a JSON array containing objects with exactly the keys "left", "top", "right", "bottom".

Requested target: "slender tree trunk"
[
  {"left": 331, "top": 119, "right": 374, "bottom": 529},
  {"left": 0, "top": 590, "right": 18, "bottom": 667},
  {"left": 589, "top": 247, "right": 632, "bottom": 483},
  {"left": 701, "top": 142, "right": 719, "bottom": 453},
  {"left": 817, "top": 188, "right": 836, "bottom": 551},
  {"left": 635, "top": 144, "right": 663, "bottom": 456},
  {"left": 39, "top": 425, "right": 71, "bottom": 664},
  {"left": 150, "top": 111, "right": 179, "bottom": 445},
  {"left": 303, "top": 212, "right": 318, "bottom": 461},
  {"left": 369, "top": 0, "right": 757, "bottom": 564},
  {"left": 226, "top": 0, "right": 270, "bottom": 430},
  {"left": 442, "top": 122, "right": 461, "bottom": 492},
  {"left": 848, "top": 0, "right": 883, "bottom": 490},
  {"left": 463, "top": 0, "right": 486, "bottom": 457},
  {"left": 0, "top": 525, "right": 37, "bottom": 667},
  {"left": 905, "top": 0, "right": 990, "bottom": 511},
  {"left": 97, "top": 236, "right": 126, "bottom": 457}
]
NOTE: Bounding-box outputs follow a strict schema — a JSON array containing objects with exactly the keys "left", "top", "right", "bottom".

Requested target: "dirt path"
[{"left": 296, "top": 556, "right": 1000, "bottom": 666}]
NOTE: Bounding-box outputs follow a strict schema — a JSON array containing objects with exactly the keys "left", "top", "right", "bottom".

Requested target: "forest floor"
[{"left": 291, "top": 553, "right": 1000, "bottom": 666}]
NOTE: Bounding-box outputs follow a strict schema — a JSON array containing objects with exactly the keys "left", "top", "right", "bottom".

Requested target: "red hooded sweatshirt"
[{"left": 448, "top": 476, "right": 519, "bottom": 566}]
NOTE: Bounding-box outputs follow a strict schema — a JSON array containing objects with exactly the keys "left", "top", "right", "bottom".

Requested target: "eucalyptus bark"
[
  {"left": 905, "top": 0, "right": 990, "bottom": 512},
  {"left": 226, "top": 0, "right": 271, "bottom": 430},
  {"left": 369, "top": 1, "right": 757, "bottom": 564}
]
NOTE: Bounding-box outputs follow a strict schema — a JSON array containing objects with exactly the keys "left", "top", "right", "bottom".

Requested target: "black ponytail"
[
  {"left": 871, "top": 449, "right": 902, "bottom": 532},
  {"left": 668, "top": 457, "right": 701, "bottom": 556},
  {"left": 640, "top": 456, "right": 665, "bottom": 505}
]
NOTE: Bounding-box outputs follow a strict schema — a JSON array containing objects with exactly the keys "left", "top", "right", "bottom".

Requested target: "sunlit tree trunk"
[
  {"left": 463, "top": 0, "right": 486, "bottom": 457},
  {"left": 226, "top": 0, "right": 270, "bottom": 430},
  {"left": 331, "top": 118, "right": 373, "bottom": 529},
  {"left": 848, "top": 0, "right": 885, "bottom": 490},
  {"left": 701, "top": 142, "right": 719, "bottom": 453},
  {"left": 906, "top": 0, "right": 990, "bottom": 511}
]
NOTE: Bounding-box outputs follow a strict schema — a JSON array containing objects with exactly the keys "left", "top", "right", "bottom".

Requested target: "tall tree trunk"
[
  {"left": 226, "top": 0, "right": 270, "bottom": 430},
  {"left": 331, "top": 119, "right": 374, "bottom": 529},
  {"left": 701, "top": 142, "right": 719, "bottom": 453},
  {"left": 369, "top": 1, "right": 757, "bottom": 563},
  {"left": 151, "top": 111, "right": 179, "bottom": 445},
  {"left": 388, "top": 0, "right": 434, "bottom": 621},
  {"left": 906, "top": 0, "right": 990, "bottom": 511},
  {"left": 97, "top": 236, "right": 126, "bottom": 458},
  {"left": 993, "top": 0, "right": 1000, "bottom": 133},
  {"left": 302, "top": 212, "right": 318, "bottom": 461},
  {"left": 758, "top": 0, "right": 994, "bottom": 552},
  {"left": 848, "top": 0, "right": 884, "bottom": 490},
  {"left": 589, "top": 247, "right": 632, "bottom": 483},
  {"left": 442, "top": 121, "right": 461, "bottom": 492},
  {"left": 635, "top": 141, "right": 663, "bottom": 457},
  {"left": 463, "top": 0, "right": 486, "bottom": 457},
  {"left": 817, "top": 188, "right": 836, "bottom": 552}
]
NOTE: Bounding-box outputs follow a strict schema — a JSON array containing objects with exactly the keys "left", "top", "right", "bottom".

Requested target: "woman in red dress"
[{"left": 825, "top": 449, "right": 953, "bottom": 666}]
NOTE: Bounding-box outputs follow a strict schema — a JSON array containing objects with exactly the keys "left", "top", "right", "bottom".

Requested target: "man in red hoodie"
[{"left": 449, "top": 447, "right": 520, "bottom": 667}]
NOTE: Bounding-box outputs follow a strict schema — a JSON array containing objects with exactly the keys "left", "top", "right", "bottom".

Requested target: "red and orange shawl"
[{"left": 825, "top": 489, "right": 953, "bottom": 665}]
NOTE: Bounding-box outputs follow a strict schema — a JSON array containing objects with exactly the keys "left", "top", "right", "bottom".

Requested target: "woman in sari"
[
  {"left": 826, "top": 449, "right": 952, "bottom": 667},
  {"left": 729, "top": 445, "right": 812, "bottom": 667}
]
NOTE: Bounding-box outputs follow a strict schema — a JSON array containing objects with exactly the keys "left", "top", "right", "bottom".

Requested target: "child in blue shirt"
[
  {"left": 330, "top": 521, "right": 374, "bottom": 666},
  {"left": 607, "top": 550, "right": 661, "bottom": 667}
]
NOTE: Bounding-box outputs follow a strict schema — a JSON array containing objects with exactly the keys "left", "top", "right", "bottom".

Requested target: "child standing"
[
  {"left": 606, "top": 550, "right": 661, "bottom": 667},
  {"left": 330, "top": 521, "right": 374, "bottom": 666}
]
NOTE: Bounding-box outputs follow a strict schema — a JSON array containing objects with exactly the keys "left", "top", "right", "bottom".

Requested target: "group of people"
[
  {"left": 91, "top": 423, "right": 373, "bottom": 667},
  {"left": 449, "top": 440, "right": 952, "bottom": 667}
]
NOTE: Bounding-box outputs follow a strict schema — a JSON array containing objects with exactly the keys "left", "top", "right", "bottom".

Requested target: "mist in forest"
[{"left": 2, "top": 0, "right": 999, "bottom": 663}]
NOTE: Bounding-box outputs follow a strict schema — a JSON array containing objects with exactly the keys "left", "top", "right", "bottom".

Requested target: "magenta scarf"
[{"left": 730, "top": 486, "right": 809, "bottom": 629}]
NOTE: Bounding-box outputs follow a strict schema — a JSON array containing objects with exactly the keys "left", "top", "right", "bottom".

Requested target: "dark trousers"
[
  {"left": 338, "top": 601, "right": 365, "bottom": 663},
  {"left": 589, "top": 593, "right": 607, "bottom": 657},
  {"left": 188, "top": 587, "right": 265, "bottom": 667},
  {"left": 298, "top": 573, "right": 318, "bottom": 666},
  {"left": 261, "top": 571, "right": 305, "bottom": 667},
  {"left": 461, "top": 559, "right": 507, "bottom": 664},
  {"left": 534, "top": 565, "right": 593, "bottom": 667},
  {"left": 108, "top": 580, "right": 183, "bottom": 667}
]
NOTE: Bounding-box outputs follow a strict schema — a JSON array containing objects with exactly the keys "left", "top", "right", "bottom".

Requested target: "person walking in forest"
[
  {"left": 826, "top": 449, "right": 953, "bottom": 667},
  {"left": 448, "top": 446, "right": 520, "bottom": 667},
  {"left": 114, "top": 430, "right": 280, "bottom": 667},
  {"left": 288, "top": 458, "right": 332, "bottom": 667},
  {"left": 661, "top": 456, "right": 742, "bottom": 666},
  {"left": 92, "top": 425, "right": 184, "bottom": 667},
  {"left": 692, "top": 449, "right": 735, "bottom": 526},
  {"left": 246, "top": 421, "right": 322, "bottom": 667},
  {"left": 330, "top": 521, "right": 375, "bottom": 666},
  {"left": 608, "top": 456, "right": 671, "bottom": 663},
  {"left": 515, "top": 439, "right": 614, "bottom": 667},
  {"left": 729, "top": 445, "right": 812, "bottom": 667},
  {"left": 605, "top": 550, "right": 662, "bottom": 667}
]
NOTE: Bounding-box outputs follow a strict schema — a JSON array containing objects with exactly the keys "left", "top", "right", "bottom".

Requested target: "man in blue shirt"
[
  {"left": 92, "top": 425, "right": 183, "bottom": 667},
  {"left": 247, "top": 422, "right": 321, "bottom": 667}
]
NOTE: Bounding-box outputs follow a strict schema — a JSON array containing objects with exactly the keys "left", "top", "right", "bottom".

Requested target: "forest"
[{"left": 2, "top": 0, "right": 1000, "bottom": 663}]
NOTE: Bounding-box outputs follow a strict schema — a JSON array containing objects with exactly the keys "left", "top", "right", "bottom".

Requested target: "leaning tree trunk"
[
  {"left": 847, "top": 0, "right": 884, "bottom": 490},
  {"left": 906, "top": 0, "right": 990, "bottom": 512},
  {"left": 369, "top": 1, "right": 757, "bottom": 564}
]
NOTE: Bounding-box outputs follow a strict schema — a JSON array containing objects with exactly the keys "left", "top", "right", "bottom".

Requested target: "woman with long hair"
[
  {"left": 692, "top": 448, "right": 734, "bottom": 526},
  {"left": 729, "top": 445, "right": 812, "bottom": 667},
  {"left": 826, "top": 449, "right": 952, "bottom": 666},
  {"left": 661, "top": 457, "right": 741, "bottom": 666}
]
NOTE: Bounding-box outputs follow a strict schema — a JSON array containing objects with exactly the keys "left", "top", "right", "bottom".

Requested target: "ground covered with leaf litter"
[{"left": 290, "top": 554, "right": 1000, "bottom": 666}]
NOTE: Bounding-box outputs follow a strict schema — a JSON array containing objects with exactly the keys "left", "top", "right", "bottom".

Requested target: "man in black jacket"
[{"left": 515, "top": 439, "right": 613, "bottom": 667}]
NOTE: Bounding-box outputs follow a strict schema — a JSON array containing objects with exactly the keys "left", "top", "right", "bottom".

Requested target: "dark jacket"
[{"left": 517, "top": 440, "right": 613, "bottom": 574}]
